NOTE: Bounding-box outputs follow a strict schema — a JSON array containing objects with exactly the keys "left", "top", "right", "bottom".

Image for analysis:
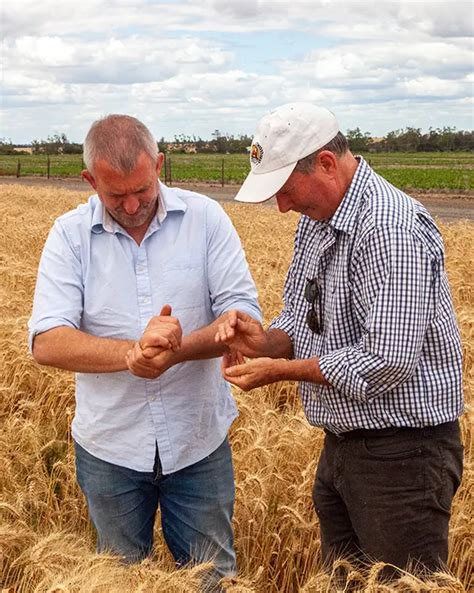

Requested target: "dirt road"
[{"left": 1, "top": 176, "right": 473, "bottom": 223}]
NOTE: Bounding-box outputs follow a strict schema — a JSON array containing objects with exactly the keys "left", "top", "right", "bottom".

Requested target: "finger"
[
  {"left": 160, "top": 304, "right": 172, "bottom": 316},
  {"left": 130, "top": 342, "right": 158, "bottom": 366},
  {"left": 140, "top": 333, "right": 171, "bottom": 351},
  {"left": 227, "top": 310, "right": 239, "bottom": 327},
  {"left": 235, "top": 310, "right": 254, "bottom": 323},
  {"left": 142, "top": 329, "right": 179, "bottom": 352},
  {"left": 227, "top": 349, "right": 244, "bottom": 366},
  {"left": 126, "top": 346, "right": 140, "bottom": 371},
  {"left": 127, "top": 353, "right": 158, "bottom": 378},
  {"left": 222, "top": 351, "right": 239, "bottom": 368},
  {"left": 236, "top": 317, "right": 257, "bottom": 334},
  {"left": 225, "top": 322, "right": 236, "bottom": 340},
  {"left": 141, "top": 345, "right": 167, "bottom": 359},
  {"left": 147, "top": 315, "right": 180, "bottom": 330},
  {"left": 215, "top": 323, "right": 234, "bottom": 344},
  {"left": 143, "top": 320, "right": 182, "bottom": 342},
  {"left": 215, "top": 323, "right": 225, "bottom": 343},
  {"left": 223, "top": 363, "right": 249, "bottom": 377},
  {"left": 222, "top": 372, "right": 252, "bottom": 392}
]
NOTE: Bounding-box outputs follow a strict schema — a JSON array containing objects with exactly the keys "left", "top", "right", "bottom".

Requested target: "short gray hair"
[
  {"left": 83, "top": 114, "right": 158, "bottom": 174},
  {"left": 294, "top": 132, "right": 349, "bottom": 174}
]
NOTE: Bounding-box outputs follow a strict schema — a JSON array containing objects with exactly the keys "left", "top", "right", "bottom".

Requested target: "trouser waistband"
[{"left": 324, "top": 419, "right": 459, "bottom": 440}]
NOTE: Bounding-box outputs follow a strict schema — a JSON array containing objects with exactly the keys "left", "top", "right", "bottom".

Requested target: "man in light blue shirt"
[{"left": 28, "top": 114, "right": 261, "bottom": 588}]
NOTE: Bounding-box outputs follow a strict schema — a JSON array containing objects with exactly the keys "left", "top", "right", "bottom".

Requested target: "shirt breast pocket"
[{"left": 161, "top": 260, "right": 206, "bottom": 312}]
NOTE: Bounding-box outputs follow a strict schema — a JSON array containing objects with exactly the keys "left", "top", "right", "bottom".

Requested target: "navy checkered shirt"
[{"left": 270, "top": 157, "right": 463, "bottom": 433}]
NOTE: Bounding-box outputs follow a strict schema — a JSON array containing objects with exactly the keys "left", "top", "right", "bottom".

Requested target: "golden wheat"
[{"left": 1, "top": 184, "right": 472, "bottom": 592}]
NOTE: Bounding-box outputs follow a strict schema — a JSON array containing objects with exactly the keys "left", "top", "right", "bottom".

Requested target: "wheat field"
[{"left": 1, "top": 184, "right": 472, "bottom": 593}]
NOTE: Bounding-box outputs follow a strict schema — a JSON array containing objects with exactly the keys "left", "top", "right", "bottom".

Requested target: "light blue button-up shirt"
[{"left": 29, "top": 182, "right": 261, "bottom": 473}]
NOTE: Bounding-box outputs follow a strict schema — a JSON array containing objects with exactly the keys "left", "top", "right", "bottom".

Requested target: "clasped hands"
[
  {"left": 126, "top": 304, "right": 183, "bottom": 379},
  {"left": 126, "top": 306, "right": 280, "bottom": 389},
  {"left": 214, "top": 310, "right": 282, "bottom": 392}
]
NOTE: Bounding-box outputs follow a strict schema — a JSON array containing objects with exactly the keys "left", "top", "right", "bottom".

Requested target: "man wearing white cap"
[{"left": 215, "top": 103, "right": 463, "bottom": 575}]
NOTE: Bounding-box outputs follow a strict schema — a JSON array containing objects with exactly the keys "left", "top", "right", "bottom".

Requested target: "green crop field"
[{"left": 1, "top": 152, "right": 473, "bottom": 190}]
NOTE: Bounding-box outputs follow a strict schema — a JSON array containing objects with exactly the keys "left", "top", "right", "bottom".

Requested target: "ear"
[
  {"left": 81, "top": 170, "right": 97, "bottom": 189},
  {"left": 317, "top": 151, "right": 338, "bottom": 176},
  {"left": 155, "top": 153, "right": 165, "bottom": 177}
]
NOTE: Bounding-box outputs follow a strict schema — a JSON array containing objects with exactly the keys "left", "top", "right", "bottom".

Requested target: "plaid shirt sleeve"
[{"left": 319, "top": 226, "right": 440, "bottom": 402}]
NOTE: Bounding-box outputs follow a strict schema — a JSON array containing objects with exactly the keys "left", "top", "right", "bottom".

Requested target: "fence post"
[
  {"left": 16, "top": 159, "right": 21, "bottom": 178},
  {"left": 221, "top": 159, "right": 225, "bottom": 187},
  {"left": 164, "top": 155, "right": 168, "bottom": 183},
  {"left": 47, "top": 156, "right": 51, "bottom": 179},
  {"left": 168, "top": 157, "right": 172, "bottom": 186}
]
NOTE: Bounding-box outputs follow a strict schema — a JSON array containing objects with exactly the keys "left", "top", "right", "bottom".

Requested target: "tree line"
[
  {"left": 1, "top": 127, "right": 473, "bottom": 156},
  {"left": 346, "top": 127, "right": 474, "bottom": 152}
]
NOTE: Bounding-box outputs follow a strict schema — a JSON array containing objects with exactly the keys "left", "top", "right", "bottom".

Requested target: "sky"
[{"left": 1, "top": 0, "right": 473, "bottom": 144}]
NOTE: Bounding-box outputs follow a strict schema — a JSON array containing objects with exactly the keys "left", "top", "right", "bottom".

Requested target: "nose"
[{"left": 122, "top": 196, "right": 140, "bottom": 215}]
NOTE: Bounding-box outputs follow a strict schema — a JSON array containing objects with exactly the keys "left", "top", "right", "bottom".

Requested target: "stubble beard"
[{"left": 109, "top": 194, "right": 159, "bottom": 229}]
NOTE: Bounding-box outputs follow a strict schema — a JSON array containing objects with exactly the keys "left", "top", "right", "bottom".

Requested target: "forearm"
[
  {"left": 275, "top": 357, "right": 330, "bottom": 385},
  {"left": 174, "top": 320, "right": 293, "bottom": 363},
  {"left": 172, "top": 317, "right": 229, "bottom": 364},
  {"left": 261, "top": 328, "right": 294, "bottom": 359},
  {"left": 222, "top": 354, "right": 330, "bottom": 391},
  {"left": 32, "top": 327, "right": 134, "bottom": 373}
]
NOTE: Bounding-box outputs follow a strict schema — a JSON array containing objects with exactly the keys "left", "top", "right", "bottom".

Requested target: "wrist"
[
  {"left": 167, "top": 340, "right": 187, "bottom": 365},
  {"left": 269, "top": 358, "right": 291, "bottom": 382},
  {"left": 117, "top": 340, "right": 136, "bottom": 370}
]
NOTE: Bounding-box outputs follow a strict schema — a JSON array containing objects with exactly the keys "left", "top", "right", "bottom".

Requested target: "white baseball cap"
[{"left": 235, "top": 103, "right": 339, "bottom": 203}]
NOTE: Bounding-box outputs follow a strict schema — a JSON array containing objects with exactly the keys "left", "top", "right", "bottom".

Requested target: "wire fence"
[
  {"left": 1, "top": 153, "right": 474, "bottom": 190},
  {"left": 0, "top": 154, "right": 251, "bottom": 186}
]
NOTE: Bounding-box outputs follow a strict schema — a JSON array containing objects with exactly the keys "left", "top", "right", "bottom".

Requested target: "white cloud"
[{"left": 1, "top": 0, "right": 472, "bottom": 142}]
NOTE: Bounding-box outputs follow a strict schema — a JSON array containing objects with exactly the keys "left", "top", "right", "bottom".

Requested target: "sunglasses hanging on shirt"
[{"left": 304, "top": 277, "right": 322, "bottom": 333}]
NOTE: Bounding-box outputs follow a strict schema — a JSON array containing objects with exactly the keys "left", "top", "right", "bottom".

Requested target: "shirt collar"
[
  {"left": 91, "top": 179, "right": 187, "bottom": 235},
  {"left": 329, "top": 156, "right": 373, "bottom": 235}
]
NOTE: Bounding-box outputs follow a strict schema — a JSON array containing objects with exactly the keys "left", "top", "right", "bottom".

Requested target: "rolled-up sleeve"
[
  {"left": 205, "top": 201, "right": 262, "bottom": 322},
  {"left": 319, "top": 227, "right": 438, "bottom": 402},
  {"left": 28, "top": 221, "right": 83, "bottom": 351}
]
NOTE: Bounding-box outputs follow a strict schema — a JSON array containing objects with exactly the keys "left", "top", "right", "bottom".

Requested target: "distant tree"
[
  {"left": 434, "top": 126, "right": 457, "bottom": 151},
  {"left": 62, "top": 142, "right": 83, "bottom": 154},
  {"left": 382, "top": 128, "right": 422, "bottom": 152},
  {"left": 346, "top": 128, "right": 372, "bottom": 152},
  {"left": 31, "top": 133, "right": 82, "bottom": 154},
  {"left": 0, "top": 138, "right": 16, "bottom": 155},
  {"left": 398, "top": 127, "right": 422, "bottom": 151},
  {"left": 379, "top": 126, "right": 473, "bottom": 152}
]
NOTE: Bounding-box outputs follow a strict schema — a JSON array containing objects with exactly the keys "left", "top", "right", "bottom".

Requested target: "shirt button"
[
  {"left": 150, "top": 395, "right": 156, "bottom": 401},
  {"left": 136, "top": 266, "right": 144, "bottom": 273},
  {"left": 142, "top": 297, "right": 150, "bottom": 304}
]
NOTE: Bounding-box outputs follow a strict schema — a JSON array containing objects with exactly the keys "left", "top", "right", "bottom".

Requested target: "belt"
[{"left": 324, "top": 420, "right": 459, "bottom": 440}]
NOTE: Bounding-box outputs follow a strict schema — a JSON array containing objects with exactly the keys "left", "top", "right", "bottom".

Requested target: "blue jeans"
[{"left": 74, "top": 437, "right": 236, "bottom": 588}]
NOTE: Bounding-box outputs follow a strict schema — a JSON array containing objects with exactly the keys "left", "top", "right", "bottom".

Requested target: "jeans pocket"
[
  {"left": 362, "top": 434, "right": 424, "bottom": 460},
  {"left": 431, "top": 441, "right": 463, "bottom": 512}
]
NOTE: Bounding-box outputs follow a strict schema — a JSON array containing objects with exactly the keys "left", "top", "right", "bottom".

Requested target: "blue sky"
[{"left": 2, "top": 0, "right": 473, "bottom": 144}]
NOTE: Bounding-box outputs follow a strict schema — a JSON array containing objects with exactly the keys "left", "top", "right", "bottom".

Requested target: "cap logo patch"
[{"left": 250, "top": 142, "right": 264, "bottom": 165}]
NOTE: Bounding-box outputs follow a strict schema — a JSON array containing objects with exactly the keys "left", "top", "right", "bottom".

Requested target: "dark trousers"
[{"left": 312, "top": 421, "right": 463, "bottom": 573}]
